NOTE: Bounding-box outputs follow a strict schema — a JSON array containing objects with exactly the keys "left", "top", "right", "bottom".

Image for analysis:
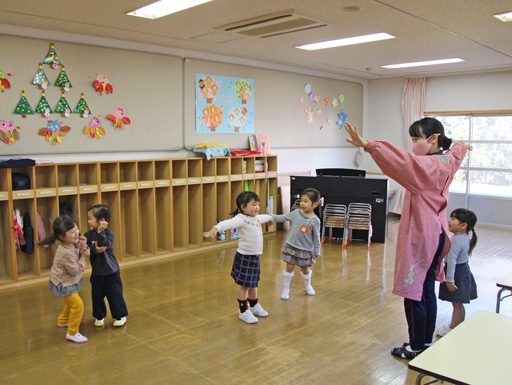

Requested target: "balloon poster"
[{"left": 195, "top": 73, "right": 254, "bottom": 134}]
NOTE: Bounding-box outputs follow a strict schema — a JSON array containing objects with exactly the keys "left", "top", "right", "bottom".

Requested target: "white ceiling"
[{"left": 1, "top": 0, "right": 511, "bottom": 80}]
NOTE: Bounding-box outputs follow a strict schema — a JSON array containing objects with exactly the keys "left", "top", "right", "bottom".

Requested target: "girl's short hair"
[
  {"left": 409, "top": 117, "right": 453, "bottom": 150},
  {"left": 88, "top": 204, "right": 111, "bottom": 222},
  {"left": 451, "top": 208, "right": 478, "bottom": 254},
  {"left": 232, "top": 191, "right": 259, "bottom": 216},
  {"left": 38, "top": 215, "right": 77, "bottom": 246}
]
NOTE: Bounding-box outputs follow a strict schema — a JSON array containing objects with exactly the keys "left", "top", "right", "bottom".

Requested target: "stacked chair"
[
  {"left": 321, "top": 204, "right": 347, "bottom": 245},
  {"left": 291, "top": 199, "right": 301, "bottom": 211},
  {"left": 343, "top": 203, "right": 372, "bottom": 248}
]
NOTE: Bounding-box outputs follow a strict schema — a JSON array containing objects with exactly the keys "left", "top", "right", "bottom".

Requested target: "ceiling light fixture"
[
  {"left": 381, "top": 58, "right": 465, "bottom": 69},
  {"left": 296, "top": 32, "right": 395, "bottom": 51},
  {"left": 127, "top": 0, "right": 212, "bottom": 20},
  {"left": 493, "top": 11, "right": 512, "bottom": 22}
]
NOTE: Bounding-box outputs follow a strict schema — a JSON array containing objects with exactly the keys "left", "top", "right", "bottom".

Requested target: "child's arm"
[
  {"left": 312, "top": 217, "right": 321, "bottom": 257},
  {"left": 61, "top": 249, "right": 87, "bottom": 275},
  {"left": 271, "top": 212, "right": 294, "bottom": 222},
  {"left": 257, "top": 214, "right": 274, "bottom": 224},
  {"left": 444, "top": 237, "right": 463, "bottom": 291},
  {"left": 203, "top": 215, "right": 245, "bottom": 238}
]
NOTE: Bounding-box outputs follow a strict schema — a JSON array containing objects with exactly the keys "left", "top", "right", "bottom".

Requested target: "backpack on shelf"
[
  {"left": 20, "top": 212, "right": 34, "bottom": 255},
  {"left": 12, "top": 172, "right": 31, "bottom": 191}
]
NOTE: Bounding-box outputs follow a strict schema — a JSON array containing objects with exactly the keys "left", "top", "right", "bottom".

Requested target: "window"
[{"left": 429, "top": 114, "right": 512, "bottom": 198}]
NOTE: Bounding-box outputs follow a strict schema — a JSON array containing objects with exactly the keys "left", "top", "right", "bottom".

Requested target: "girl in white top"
[{"left": 203, "top": 191, "right": 273, "bottom": 324}]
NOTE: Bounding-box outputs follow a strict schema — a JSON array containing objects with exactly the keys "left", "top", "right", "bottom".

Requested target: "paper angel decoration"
[
  {"left": 35, "top": 91, "right": 53, "bottom": 117},
  {"left": 13, "top": 90, "right": 34, "bottom": 118},
  {"left": 43, "top": 43, "right": 61, "bottom": 69},
  {"left": 84, "top": 116, "right": 105, "bottom": 139},
  {"left": 107, "top": 108, "right": 130, "bottom": 130},
  {"left": 0, "top": 67, "right": 10, "bottom": 92},
  {"left": 93, "top": 73, "right": 113, "bottom": 95},
  {"left": 73, "top": 93, "right": 91, "bottom": 117},
  {"left": 54, "top": 92, "right": 72, "bottom": 117},
  {"left": 38, "top": 119, "right": 70, "bottom": 144},
  {"left": 54, "top": 65, "right": 72, "bottom": 92},
  {"left": 0, "top": 120, "right": 20, "bottom": 145},
  {"left": 32, "top": 63, "right": 50, "bottom": 90}
]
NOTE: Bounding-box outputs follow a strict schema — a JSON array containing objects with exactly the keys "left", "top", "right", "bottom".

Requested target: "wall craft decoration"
[
  {"left": 54, "top": 92, "right": 72, "bottom": 117},
  {"left": 0, "top": 67, "right": 11, "bottom": 92},
  {"left": 35, "top": 90, "right": 53, "bottom": 117},
  {"left": 54, "top": 65, "right": 72, "bottom": 92},
  {"left": 84, "top": 116, "right": 105, "bottom": 139},
  {"left": 13, "top": 90, "right": 34, "bottom": 118},
  {"left": 73, "top": 93, "right": 91, "bottom": 117},
  {"left": 93, "top": 73, "right": 113, "bottom": 95},
  {"left": 38, "top": 119, "right": 71, "bottom": 144},
  {"left": 43, "top": 42, "right": 61, "bottom": 69},
  {"left": 0, "top": 120, "right": 20, "bottom": 144},
  {"left": 31, "top": 63, "right": 50, "bottom": 89},
  {"left": 107, "top": 108, "right": 130, "bottom": 130}
]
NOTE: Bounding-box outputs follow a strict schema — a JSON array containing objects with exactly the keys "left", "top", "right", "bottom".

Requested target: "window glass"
[
  {"left": 471, "top": 143, "right": 512, "bottom": 169},
  {"left": 450, "top": 169, "right": 467, "bottom": 193},
  {"left": 473, "top": 116, "right": 512, "bottom": 141},
  {"left": 469, "top": 170, "right": 512, "bottom": 197},
  {"left": 435, "top": 115, "right": 470, "bottom": 141}
]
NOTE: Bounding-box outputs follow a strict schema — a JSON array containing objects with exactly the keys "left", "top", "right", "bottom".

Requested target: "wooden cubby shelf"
[{"left": 0, "top": 155, "right": 277, "bottom": 287}]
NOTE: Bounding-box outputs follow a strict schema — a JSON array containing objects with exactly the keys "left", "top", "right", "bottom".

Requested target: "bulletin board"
[
  {"left": 184, "top": 58, "right": 363, "bottom": 149},
  {"left": 0, "top": 35, "right": 182, "bottom": 156}
]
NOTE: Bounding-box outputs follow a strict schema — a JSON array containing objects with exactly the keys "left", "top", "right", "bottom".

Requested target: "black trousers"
[
  {"left": 90, "top": 270, "right": 128, "bottom": 320},
  {"left": 404, "top": 232, "right": 445, "bottom": 350}
]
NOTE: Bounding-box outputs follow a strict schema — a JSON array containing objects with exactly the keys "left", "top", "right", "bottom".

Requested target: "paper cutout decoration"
[
  {"left": 84, "top": 116, "right": 105, "bottom": 139},
  {"left": 93, "top": 73, "right": 113, "bottom": 95},
  {"left": 107, "top": 108, "right": 131, "bottom": 130},
  {"left": 304, "top": 106, "right": 313, "bottom": 125},
  {"left": 327, "top": 118, "right": 331, "bottom": 124},
  {"left": 304, "top": 83, "right": 311, "bottom": 93},
  {"left": 309, "top": 92, "right": 315, "bottom": 102},
  {"left": 324, "top": 97, "right": 329, "bottom": 106},
  {"left": 235, "top": 79, "right": 252, "bottom": 104},
  {"left": 35, "top": 91, "right": 53, "bottom": 117},
  {"left": 73, "top": 93, "right": 91, "bottom": 117},
  {"left": 38, "top": 119, "right": 70, "bottom": 144},
  {"left": 43, "top": 43, "right": 61, "bottom": 69},
  {"left": 13, "top": 90, "right": 34, "bottom": 118},
  {"left": 336, "top": 110, "right": 348, "bottom": 128},
  {"left": 54, "top": 65, "right": 72, "bottom": 92},
  {"left": 355, "top": 148, "right": 363, "bottom": 167},
  {"left": 202, "top": 104, "right": 222, "bottom": 132},
  {"left": 316, "top": 108, "right": 321, "bottom": 115},
  {"left": 339, "top": 94, "right": 345, "bottom": 104},
  {"left": 332, "top": 98, "right": 338, "bottom": 108},
  {"left": 54, "top": 92, "right": 72, "bottom": 117},
  {"left": 0, "top": 120, "right": 20, "bottom": 145},
  {"left": 299, "top": 97, "right": 304, "bottom": 105},
  {"left": 197, "top": 76, "right": 218, "bottom": 103},
  {"left": 227, "top": 107, "right": 247, "bottom": 132},
  {"left": 0, "top": 67, "right": 11, "bottom": 92},
  {"left": 32, "top": 63, "right": 50, "bottom": 89}
]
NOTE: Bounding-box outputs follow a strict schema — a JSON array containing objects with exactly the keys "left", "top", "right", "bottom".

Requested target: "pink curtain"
[{"left": 392, "top": 78, "right": 426, "bottom": 214}]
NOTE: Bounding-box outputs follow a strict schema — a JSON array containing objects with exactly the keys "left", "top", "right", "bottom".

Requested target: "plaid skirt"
[
  {"left": 231, "top": 252, "right": 260, "bottom": 288},
  {"left": 281, "top": 244, "right": 316, "bottom": 268},
  {"left": 439, "top": 262, "right": 478, "bottom": 304}
]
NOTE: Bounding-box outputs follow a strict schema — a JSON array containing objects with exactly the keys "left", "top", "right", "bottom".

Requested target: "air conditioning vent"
[{"left": 215, "top": 9, "right": 327, "bottom": 38}]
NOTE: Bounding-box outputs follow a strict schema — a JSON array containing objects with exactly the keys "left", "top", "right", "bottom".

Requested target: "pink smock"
[{"left": 365, "top": 141, "right": 467, "bottom": 301}]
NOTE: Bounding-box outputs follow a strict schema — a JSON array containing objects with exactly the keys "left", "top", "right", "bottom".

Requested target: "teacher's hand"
[{"left": 344, "top": 122, "right": 368, "bottom": 149}]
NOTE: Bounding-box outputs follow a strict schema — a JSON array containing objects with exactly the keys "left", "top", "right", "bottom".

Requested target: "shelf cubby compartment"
[
  {"left": 266, "top": 177, "right": 278, "bottom": 233},
  {"left": 0, "top": 168, "right": 8, "bottom": 202},
  {"left": 216, "top": 181, "right": 230, "bottom": 242},
  {"left": 172, "top": 185, "right": 188, "bottom": 250},
  {"left": 58, "top": 194, "right": 78, "bottom": 219},
  {"left": 155, "top": 160, "right": 171, "bottom": 188},
  {"left": 13, "top": 198, "right": 37, "bottom": 280},
  {"left": 255, "top": 178, "right": 267, "bottom": 215},
  {"left": 57, "top": 164, "right": 78, "bottom": 196},
  {"left": 137, "top": 161, "right": 154, "bottom": 189},
  {"left": 155, "top": 185, "right": 171, "bottom": 254},
  {"left": 216, "top": 158, "right": 229, "bottom": 183},
  {"left": 78, "top": 163, "right": 99, "bottom": 194},
  {"left": 120, "top": 189, "right": 138, "bottom": 259},
  {"left": 138, "top": 188, "right": 156, "bottom": 256},
  {"left": 266, "top": 155, "right": 278, "bottom": 176},
  {"left": 100, "top": 190, "right": 122, "bottom": 261},
  {"left": 36, "top": 196, "right": 58, "bottom": 276},
  {"left": 230, "top": 157, "right": 243, "bottom": 182},
  {"left": 202, "top": 158, "right": 216, "bottom": 184},
  {"left": 0, "top": 200, "right": 14, "bottom": 283},
  {"left": 78, "top": 193, "right": 99, "bottom": 234},
  {"left": 188, "top": 184, "right": 202, "bottom": 248},
  {"left": 187, "top": 159, "right": 202, "bottom": 186},
  {"left": 172, "top": 160, "right": 187, "bottom": 186},
  {"left": 100, "top": 162, "right": 119, "bottom": 192},
  {"left": 119, "top": 162, "right": 137, "bottom": 191},
  {"left": 35, "top": 164, "right": 57, "bottom": 198},
  {"left": 11, "top": 166, "right": 35, "bottom": 200},
  {"left": 202, "top": 182, "right": 216, "bottom": 245}
]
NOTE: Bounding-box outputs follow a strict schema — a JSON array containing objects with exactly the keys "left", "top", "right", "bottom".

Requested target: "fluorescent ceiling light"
[
  {"left": 381, "top": 58, "right": 465, "bottom": 69},
  {"left": 127, "top": 0, "right": 212, "bottom": 20},
  {"left": 296, "top": 32, "right": 395, "bottom": 51},
  {"left": 493, "top": 11, "right": 512, "bottom": 22}
]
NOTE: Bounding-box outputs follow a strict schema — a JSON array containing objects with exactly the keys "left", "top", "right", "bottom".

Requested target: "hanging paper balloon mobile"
[
  {"left": 38, "top": 119, "right": 71, "bottom": 144},
  {"left": 107, "top": 108, "right": 130, "bottom": 130},
  {"left": 0, "top": 120, "right": 20, "bottom": 144},
  {"left": 93, "top": 73, "right": 113, "bottom": 95},
  {"left": 84, "top": 116, "right": 105, "bottom": 139}
]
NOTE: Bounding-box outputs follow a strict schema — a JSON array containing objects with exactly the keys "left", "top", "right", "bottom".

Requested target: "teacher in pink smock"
[{"left": 344, "top": 118, "right": 470, "bottom": 359}]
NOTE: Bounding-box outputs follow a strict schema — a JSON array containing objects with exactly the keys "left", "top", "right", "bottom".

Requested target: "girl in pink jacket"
[{"left": 345, "top": 118, "right": 470, "bottom": 359}]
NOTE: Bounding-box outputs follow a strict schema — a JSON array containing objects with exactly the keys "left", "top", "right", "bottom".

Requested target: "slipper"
[{"left": 391, "top": 346, "right": 423, "bottom": 359}]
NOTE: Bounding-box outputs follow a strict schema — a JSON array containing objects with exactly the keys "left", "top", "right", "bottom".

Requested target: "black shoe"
[{"left": 391, "top": 345, "right": 423, "bottom": 359}]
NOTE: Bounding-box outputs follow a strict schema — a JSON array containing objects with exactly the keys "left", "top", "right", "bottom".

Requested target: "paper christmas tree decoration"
[
  {"left": 38, "top": 119, "right": 70, "bottom": 144},
  {"left": 32, "top": 63, "right": 50, "bottom": 89},
  {"left": 43, "top": 42, "right": 61, "bottom": 69},
  {"left": 54, "top": 92, "right": 71, "bottom": 117},
  {"left": 35, "top": 90, "right": 53, "bottom": 117},
  {"left": 0, "top": 120, "right": 20, "bottom": 145},
  {"left": 73, "top": 93, "right": 91, "bottom": 117},
  {"left": 0, "top": 67, "right": 11, "bottom": 92},
  {"left": 54, "top": 65, "right": 72, "bottom": 92},
  {"left": 13, "top": 90, "right": 34, "bottom": 118}
]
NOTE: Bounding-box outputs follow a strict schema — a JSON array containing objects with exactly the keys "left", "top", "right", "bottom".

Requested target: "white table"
[
  {"left": 408, "top": 311, "right": 512, "bottom": 385},
  {"left": 496, "top": 273, "right": 512, "bottom": 313}
]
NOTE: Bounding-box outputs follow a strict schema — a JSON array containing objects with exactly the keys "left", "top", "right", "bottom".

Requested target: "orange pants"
[{"left": 57, "top": 293, "right": 84, "bottom": 335}]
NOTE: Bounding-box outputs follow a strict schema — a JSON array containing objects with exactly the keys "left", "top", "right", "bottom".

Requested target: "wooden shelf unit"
[{"left": 0, "top": 155, "right": 277, "bottom": 287}]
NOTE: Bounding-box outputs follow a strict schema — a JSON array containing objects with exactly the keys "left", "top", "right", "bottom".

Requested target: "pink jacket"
[{"left": 365, "top": 141, "right": 467, "bottom": 300}]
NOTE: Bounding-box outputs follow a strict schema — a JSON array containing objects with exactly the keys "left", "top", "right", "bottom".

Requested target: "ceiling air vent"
[{"left": 215, "top": 9, "right": 326, "bottom": 38}]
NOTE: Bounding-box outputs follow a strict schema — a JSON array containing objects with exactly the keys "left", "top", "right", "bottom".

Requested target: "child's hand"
[
  {"left": 98, "top": 219, "right": 109, "bottom": 232},
  {"left": 96, "top": 246, "right": 107, "bottom": 253},
  {"left": 315, "top": 255, "right": 321, "bottom": 259},
  {"left": 203, "top": 228, "right": 218, "bottom": 238},
  {"left": 83, "top": 248, "right": 90, "bottom": 258},
  {"left": 78, "top": 235, "right": 87, "bottom": 247},
  {"left": 446, "top": 282, "right": 458, "bottom": 291},
  {"left": 267, "top": 220, "right": 274, "bottom": 227}
]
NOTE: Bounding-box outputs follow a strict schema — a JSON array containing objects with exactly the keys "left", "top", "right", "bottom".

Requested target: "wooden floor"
[{"left": 1, "top": 220, "right": 511, "bottom": 385}]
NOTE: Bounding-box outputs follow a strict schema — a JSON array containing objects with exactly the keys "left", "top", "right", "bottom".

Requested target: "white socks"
[
  {"left": 301, "top": 271, "right": 315, "bottom": 296},
  {"left": 281, "top": 270, "right": 294, "bottom": 300}
]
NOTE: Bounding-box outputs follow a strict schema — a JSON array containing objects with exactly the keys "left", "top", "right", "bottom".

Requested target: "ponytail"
[
  {"left": 38, "top": 233, "right": 58, "bottom": 247},
  {"left": 469, "top": 229, "right": 477, "bottom": 255},
  {"left": 37, "top": 216, "right": 77, "bottom": 247}
]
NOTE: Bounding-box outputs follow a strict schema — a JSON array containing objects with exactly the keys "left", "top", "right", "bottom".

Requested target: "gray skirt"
[
  {"left": 49, "top": 278, "right": 84, "bottom": 298},
  {"left": 281, "top": 244, "right": 316, "bottom": 268},
  {"left": 439, "top": 263, "right": 477, "bottom": 304}
]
